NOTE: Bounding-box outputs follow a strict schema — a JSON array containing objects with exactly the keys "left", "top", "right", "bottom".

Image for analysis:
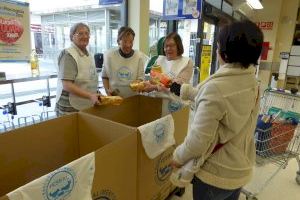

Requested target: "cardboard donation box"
[
  {"left": 0, "top": 112, "right": 137, "bottom": 200},
  {"left": 82, "top": 95, "right": 189, "bottom": 200}
]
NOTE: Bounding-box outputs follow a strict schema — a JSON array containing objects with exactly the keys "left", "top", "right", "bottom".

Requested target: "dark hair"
[
  {"left": 163, "top": 32, "right": 184, "bottom": 56},
  {"left": 69, "top": 23, "right": 90, "bottom": 41},
  {"left": 117, "top": 26, "right": 135, "bottom": 43},
  {"left": 217, "top": 20, "right": 264, "bottom": 68}
]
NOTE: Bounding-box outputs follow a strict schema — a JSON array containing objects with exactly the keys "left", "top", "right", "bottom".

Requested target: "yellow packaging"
[{"left": 151, "top": 64, "right": 162, "bottom": 73}]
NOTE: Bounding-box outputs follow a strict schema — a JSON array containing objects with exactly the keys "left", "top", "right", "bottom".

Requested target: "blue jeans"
[{"left": 192, "top": 176, "right": 241, "bottom": 200}]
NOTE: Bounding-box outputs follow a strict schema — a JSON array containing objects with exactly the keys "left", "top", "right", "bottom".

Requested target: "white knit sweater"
[{"left": 172, "top": 63, "right": 260, "bottom": 190}]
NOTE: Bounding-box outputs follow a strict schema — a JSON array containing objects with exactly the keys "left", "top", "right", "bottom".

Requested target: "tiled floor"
[{"left": 170, "top": 158, "right": 300, "bottom": 200}]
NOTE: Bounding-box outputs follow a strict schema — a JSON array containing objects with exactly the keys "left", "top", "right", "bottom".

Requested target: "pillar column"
[{"left": 128, "top": 0, "right": 150, "bottom": 54}]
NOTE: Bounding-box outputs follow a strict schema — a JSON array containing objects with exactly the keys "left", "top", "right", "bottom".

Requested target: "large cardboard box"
[
  {"left": 0, "top": 112, "right": 137, "bottom": 200},
  {"left": 82, "top": 95, "right": 189, "bottom": 200}
]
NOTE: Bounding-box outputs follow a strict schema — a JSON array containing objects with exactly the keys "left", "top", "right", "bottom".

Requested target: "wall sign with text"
[
  {"left": 256, "top": 21, "right": 273, "bottom": 30},
  {"left": 199, "top": 45, "right": 211, "bottom": 82},
  {"left": 163, "top": 0, "right": 202, "bottom": 20}
]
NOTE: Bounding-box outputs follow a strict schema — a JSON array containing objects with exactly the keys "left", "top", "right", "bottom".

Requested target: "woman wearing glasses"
[
  {"left": 143, "top": 32, "right": 193, "bottom": 115},
  {"left": 56, "top": 22, "right": 100, "bottom": 116}
]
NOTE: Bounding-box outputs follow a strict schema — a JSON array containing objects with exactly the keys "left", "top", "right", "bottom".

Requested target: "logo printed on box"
[
  {"left": 117, "top": 66, "right": 132, "bottom": 81},
  {"left": 168, "top": 101, "right": 182, "bottom": 113},
  {"left": 43, "top": 167, "right": 76, "bottom": 200},
  {"left": 154, "top": 150, "right": 173, "bottom": 184},
  {"left": 93, "top": 189, "right": 116, "bottom": 200},
  {"left": 154, "top": 123, "right": 165, "bottom": 143}
]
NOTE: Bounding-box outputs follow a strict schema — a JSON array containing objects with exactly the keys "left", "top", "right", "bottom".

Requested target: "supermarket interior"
[{"left": 0, "top": 0, "right": 300, "bottom": 200}]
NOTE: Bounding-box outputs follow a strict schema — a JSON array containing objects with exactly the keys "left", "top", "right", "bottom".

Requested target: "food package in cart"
[
  {"left": 150, "top": 65, "right": 172, "bottom": 87},
  {"left": 269, "top": 117, "right": 298, "bottom": 154},
  {"left": 255, "top": 110, "right": 299, "bottom": 156},
  {"left": 255, "top": 114, "right": 273, "bottom": 157}
]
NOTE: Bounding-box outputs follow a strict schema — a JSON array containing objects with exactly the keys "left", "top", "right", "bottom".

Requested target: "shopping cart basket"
[{"left": 242, "top": 88, "right": 300, "bottom": 200}]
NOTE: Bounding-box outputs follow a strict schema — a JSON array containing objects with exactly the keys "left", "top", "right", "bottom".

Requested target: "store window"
[
  {"left": 149, "top": 0, "right": 166, "bottom": 56},
  {"left": 34, "top": 2, "right": 122, "bottom": 73},
  {"left": 0, "top": 0, "right": 124, "bottom": 127},
  {"left": 0, "top": 0, "right": 123, "bottom": 75},
  {"left": 177, "top": 19, "right": 199, "bottom": 62}
]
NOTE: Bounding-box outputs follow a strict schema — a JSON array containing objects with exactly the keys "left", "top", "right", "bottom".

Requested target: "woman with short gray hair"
[{"left": 56, "top": 22, "right": 100, "bottom": 116}]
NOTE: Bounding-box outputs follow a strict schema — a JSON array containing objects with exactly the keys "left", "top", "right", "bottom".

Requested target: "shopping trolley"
[{"left": 242, "top": 88, "right": 300, "bottom": 200}]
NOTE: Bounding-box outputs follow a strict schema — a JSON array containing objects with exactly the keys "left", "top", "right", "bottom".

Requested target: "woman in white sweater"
[{"left": 170, "top": 20, "right": 263, "bottom": 200}]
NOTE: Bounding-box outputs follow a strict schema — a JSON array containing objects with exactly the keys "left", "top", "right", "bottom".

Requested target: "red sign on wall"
[
  {"left": 261, "top": 42, "right": 270, "bottom": 60},
  {"left": 256, "top": 21, "right": 273, "bottom": 30}
]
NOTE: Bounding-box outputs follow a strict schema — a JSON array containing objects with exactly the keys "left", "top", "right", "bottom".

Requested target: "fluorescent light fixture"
[{"left": 246, "top": 0, "right": 263, "bottom": 9}]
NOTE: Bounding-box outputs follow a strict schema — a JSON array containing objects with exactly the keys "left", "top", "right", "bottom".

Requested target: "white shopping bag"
[
  {"left": 138, "top": 114, "right": 175, "bottom": 159},
  {"left": 170, "top": 158, "right": 201, "bottom": 188}
]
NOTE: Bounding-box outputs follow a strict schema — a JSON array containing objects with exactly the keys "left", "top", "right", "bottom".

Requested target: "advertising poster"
[
  {"left": 182, "top": 0, "right": 197, "bottom": 15},
  {"left": 165, "top": 0, "right": 179, "bottom": 16},
  {"left": 199, "top": 45, "right": 211, "bottom": 82},
  {"left": 0, "top": 0, "right": 30, "bottom": 61},
  {"left": 163, "top": 0, "right": 202, "bottom": 20}
]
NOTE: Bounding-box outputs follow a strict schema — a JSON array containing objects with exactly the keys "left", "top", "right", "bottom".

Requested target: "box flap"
[
  {"left": 138, "top": 96, "right": 162, "bottom": 125},
  {"left": 0, "top": 195, "right": 9, "bottom": 200},
  {"left": 0, "top": 114, "right": 79, "bottom": 196},
  {"left": 82, "top": 96, "right": 140, "bottom": 127},
  {"left": 92, "top": 133, "right": 137, "bottom": 200},
  {"left": 172, "top": 106, "right": 190, "bottom": 143},
  {"left": 78, "top": 112, "right": 137, "bottom": 156}
]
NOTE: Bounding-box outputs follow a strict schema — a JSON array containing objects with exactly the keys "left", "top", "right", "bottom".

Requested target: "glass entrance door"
[
  {"left": 177, "top": 19, "right": 198, "bottom": 64},
  {"left": 177, "top": 19, "right": 216, "bottom": 84}
]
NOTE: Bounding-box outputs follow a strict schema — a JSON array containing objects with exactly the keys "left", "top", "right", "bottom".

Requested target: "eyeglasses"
[
  {"left": 164, "top": 44, "right": 177, "bottom": 49},
  {"left": 74, "top": 32, "right": 90, "bottom": 37}
]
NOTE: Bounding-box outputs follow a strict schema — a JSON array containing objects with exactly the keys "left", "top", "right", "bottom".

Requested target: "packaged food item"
[
  {"left": 130, "top": 80, "right": 145, "bottom": 91},
  {"left": 99, "top": 96, "right": 123, "bottom": 106},
  {"left": 151, "top": 64, "right": 162, "bottom": 73},
  {"left": 150, "top": 70, "right": 172, "bottom": 87}
]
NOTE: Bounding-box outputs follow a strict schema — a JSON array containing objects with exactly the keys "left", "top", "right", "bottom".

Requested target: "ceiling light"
[{"left": 246, "top": 0, "right": 263, "bottom": 9}]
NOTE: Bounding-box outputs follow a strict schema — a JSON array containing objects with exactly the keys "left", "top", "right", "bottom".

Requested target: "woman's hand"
[
  {"left": 141, "top": 81, "right": 158, "bottom": 92},
  {"left": 141, "top": 81, "right": 170, "bottom": 93},
  {"left": 89, "top": 93, "right": 101, "bottom": 105},
  {"left": 105, "top": 88, "right": 113, "bottom": 96},
  {"left": 170, "top": 160, "right": 183, "bottom": 169}
]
